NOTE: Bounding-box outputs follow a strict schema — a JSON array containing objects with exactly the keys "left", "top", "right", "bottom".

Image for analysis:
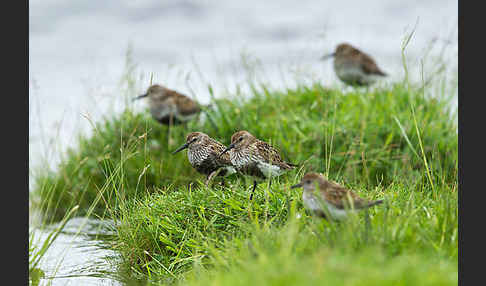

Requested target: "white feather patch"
[
  {"left": 257, "top": 162, "right": 285, "bottom": 178},
  {"left": 303, "top": 192, "right": 352, "bottom": 221}
]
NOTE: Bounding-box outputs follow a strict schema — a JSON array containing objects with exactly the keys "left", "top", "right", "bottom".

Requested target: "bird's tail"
[
  {"left": 286, "top": 162, "right": 299, "bottom": 169},
  {"left": 199, "top": 103, "right": 213, "bottom": 110},
  {"left": 367, "top": 199, "right": 384, "bottom": 207},
  {"left": 376, "top": 70, "right": 387, "bottom": 77}
]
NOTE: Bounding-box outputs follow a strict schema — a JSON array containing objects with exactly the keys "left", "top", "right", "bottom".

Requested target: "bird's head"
[
  {"left": 219, "top": 130, "right": 255, "bottom": 156},
  {"left": 172, "top": 132, "right": 209, "bottom": 154},
  {"left": 133, "top": 84, "right": 170, "bottom": 101},
  {"left": 291, "top": 172, "right": 327, "bottom": 191}
]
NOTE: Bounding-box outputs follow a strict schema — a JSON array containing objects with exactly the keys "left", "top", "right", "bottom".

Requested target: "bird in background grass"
[
  {"left": 321, "top": 43, "right": 387, "bottom": 87},
  {"left": 134, "top": 84, "right": 202, "bottom": 125},
  {"left": 134, "top": 84, "right": 209, "bottom": 147}
]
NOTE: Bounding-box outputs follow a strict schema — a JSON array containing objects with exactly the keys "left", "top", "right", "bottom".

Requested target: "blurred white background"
[{"left": 29, "top": 0, "right": 457, "bottom": 174}]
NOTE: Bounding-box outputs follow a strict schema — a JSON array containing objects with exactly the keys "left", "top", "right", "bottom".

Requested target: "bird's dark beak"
[
  {"left": 219, "top": 143, "right": 235, "bottom": 157},
  {"left": 320, "top": 53, "right": 335, "bottom": 61},
  {"left": 172, "top": 142, "right": 190, "bottom": 154},
  {"left": 133, "top": 93, "right": 148, "bottom": 101},
  {"left": 291, "top": 182, "right": 303, "bottom": 189}
]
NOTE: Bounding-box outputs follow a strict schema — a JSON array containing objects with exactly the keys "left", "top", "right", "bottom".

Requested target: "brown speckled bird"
[
  {"left": 134, "top": 84, "right": 201, "bottom": 125},
  {"left": 291, "top": 172, "right": 383, "bottom": 221},
  {"left": 172, "top": 132, "right": 236, "bottom": 186},
  {"left": 219, "top": 130, "right": 296, "bottom": 200},
  {"left": 321, "top": 43, "right": 387, "bottom": 86}
]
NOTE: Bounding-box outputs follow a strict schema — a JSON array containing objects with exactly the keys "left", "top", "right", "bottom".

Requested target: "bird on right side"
[
  {"left": 320, "top": 43, "right": 387, "bottom": 87},
  {"left": 291, "top": 172, "right": 383, "bottom": 221}
]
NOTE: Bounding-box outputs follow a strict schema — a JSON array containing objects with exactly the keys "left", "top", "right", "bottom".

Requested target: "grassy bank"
[
  {"left": 115, "top": 177, "right": 456, "bottom": 285},
  {"left": 180, "top": 212, "right": 457, "bottom": 286},
  {"left": 30, "top": 82, "right": 457, "bottom": 285},
  {"left": 31, "top": 83, "right": 456, "bottom": 220}
]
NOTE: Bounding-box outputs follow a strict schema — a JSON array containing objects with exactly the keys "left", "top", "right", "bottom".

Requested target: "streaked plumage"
[
  {"left": 220, "top": 130, "right": 296, "bottom": 199},
  {"left": 134, "top": 84, "right": 201, "bottom": 125},
  {"left": 321, "top": 43, "right": 387, "bottom": 86},
  {"left": 291, "top": 172, "right": 383, "bottom": 221},
  {"left": 173, "top": 132, "right": 236, "bottom": 186}
]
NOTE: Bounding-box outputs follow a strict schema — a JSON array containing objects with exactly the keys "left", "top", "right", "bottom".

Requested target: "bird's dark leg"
[
  {"left": 166, "top": 125, "right": 170, "bottom": 147},
  {"left": 249, "top": 180, "right": 257, "bottom": 200},
  {"left": 220, "top": 178, "right": 225, "bottom": 188}
]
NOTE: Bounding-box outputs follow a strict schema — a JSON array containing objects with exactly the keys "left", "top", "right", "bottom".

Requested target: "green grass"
[
  {"left": 180, "top": 206, "right": 457, "bottom": 286},
  {"left": 114, "top": 177, "right": 456, "bottom": 285},
  {"left": 30, "top": 82, "right": 457, "bottom": 285}
]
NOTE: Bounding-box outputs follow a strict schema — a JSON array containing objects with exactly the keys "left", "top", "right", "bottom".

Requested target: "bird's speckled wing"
[
  {"left": 253, "top": 140, "right": 294, "bottom": 170},
  {"left": 321, "top": 181, "right": 369, "bottom": 209},
  {"left": 170, "top": 90, "right": 201, "bottom": 116},
  {"left": 358, "top": 53, "right": 386, "bottom": 76},
  {"left": 208, "top": 138, "right": 233, "bottom": 167}
]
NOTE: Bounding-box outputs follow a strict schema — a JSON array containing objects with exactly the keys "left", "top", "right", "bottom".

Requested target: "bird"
[
  {"left": 219, "top": 130, "right": 296, "bottom": 200},
  {"left": 134, "top": 84, "right": 201, "bottom": 126},
  {"left": 172, "top": 132, "right": 236, "bottom": 186},
  {"left": 291, "top": 172, "right": 383, "bottom": 221},
  {"left": 320, "top": 43, "right": 387, "bottom": 87}
]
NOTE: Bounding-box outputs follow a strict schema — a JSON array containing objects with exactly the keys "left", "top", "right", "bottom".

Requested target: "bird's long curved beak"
[
  {"left": 133, "top": 93, "right": 148, "bottom": 101},
  {"left": 219, "top": 143, "right": 235, "bottom": 157},
  {"left": 320, "top": 53, "right": 335, "bottom": 61},
  {"left": 172, "top": 142, "right": 190, "bottom": 154},
  {"left": 290, "top": 183, "right": 303, "bottom": 189}
]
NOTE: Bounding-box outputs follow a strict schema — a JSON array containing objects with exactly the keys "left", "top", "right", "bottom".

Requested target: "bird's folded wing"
[
  {"left": 323, "top": 182, "right": 368, "bottom": 209},
  {"left": 209, "top": 140, "right": 233, "bottom": 166},
  {"left": 254, "top": 141, "right": 293, "bottom": 169},
  {"left": 360, "top": 54, "right": 386, "bottom": 76},
  {"left": 173, "top": 92, "right": 201, "bottom": 115}
]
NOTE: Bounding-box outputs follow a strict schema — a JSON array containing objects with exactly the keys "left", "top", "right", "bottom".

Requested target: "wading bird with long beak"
[
  {"left": 173, "top": 132, "right": 236, "bottom": 186},
  {"left": 320, "top": 43, "right": 387, "bottom": 87},
  {"left": 219, "top": 130, "right": 296, "bottom": 200},
  {"left": 291, "top": 172, "right": 383, "bottom": 221}
]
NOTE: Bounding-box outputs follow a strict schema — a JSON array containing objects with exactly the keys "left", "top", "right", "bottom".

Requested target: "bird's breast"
[
  {"left": 303, "top": 192, "right": 323, "bottom": 212},
  {"left": 302, "top": 192, "right": 349, "bottom": 221},
  {"left": 150, "top": 103, "right": 176, "bottom": 120},
  {"left": 188, "top": 148, "right": 209, "bottom": 166},
  {"left": 334, "top": 60, "right": 376, "bottom": 85},
  {"left": 230, "top": 150, "right": 250, "bottom": 168}
]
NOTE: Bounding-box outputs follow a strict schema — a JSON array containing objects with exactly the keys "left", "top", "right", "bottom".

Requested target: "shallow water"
[
  {"left": 30, "top": 217, "right": 121, "bottom": 285},
  {"left": 29, "top": 1, "right": 457, "bottom": 285}
]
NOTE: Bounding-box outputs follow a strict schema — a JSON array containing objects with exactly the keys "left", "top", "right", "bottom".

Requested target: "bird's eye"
[{"left": 239, "top": 137, "right": 243, "bottom": 141}]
